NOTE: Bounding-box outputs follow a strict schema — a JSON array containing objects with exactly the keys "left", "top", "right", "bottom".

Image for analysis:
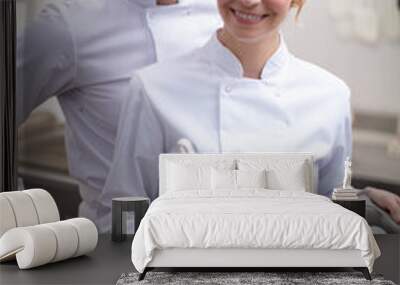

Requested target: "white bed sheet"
[{"left": 131, "top": 190, "right": 380, "bottom": 273}]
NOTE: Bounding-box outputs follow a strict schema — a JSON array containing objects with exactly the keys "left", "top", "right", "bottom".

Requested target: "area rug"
[{"left": 116, "top": 271, "right": 395, "bottom": 285}]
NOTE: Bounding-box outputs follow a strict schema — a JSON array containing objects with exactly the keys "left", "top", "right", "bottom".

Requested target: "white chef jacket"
[
  {"left": 102, "top": 33, "right": 352, "bottom": 206},
  {"left": 16, "top": 0, "right": 221, "bottom": 231}
]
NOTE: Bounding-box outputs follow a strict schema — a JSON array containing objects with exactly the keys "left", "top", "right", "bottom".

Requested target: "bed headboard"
[{"left": 159, "top": 153, "right": 315, "bottom": 195}]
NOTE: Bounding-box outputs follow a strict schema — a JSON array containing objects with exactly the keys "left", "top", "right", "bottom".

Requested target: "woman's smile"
[
  {"left": 218, "top": 0, "right": 293, "bottom": 43},
  {"left": 230, "top": 7, "right": 271, "bottom": 25}
]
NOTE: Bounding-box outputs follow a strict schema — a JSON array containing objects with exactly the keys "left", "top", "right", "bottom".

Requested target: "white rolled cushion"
[
  {"left": 0, "top": 226, "right": 57, "bottom": 269},
  {"left": 167, "top": 163, "right": 211, "bottom": 191},
  {"left": 23, "top": 189, "right": 60, "bottom": 223},
  {"left": 0, "top": 196, "right": 17, "bottom": 237},
  {"left": 42, "top": 221, "right": 79, "bottom": 262},
  {"left": 0, "top": 218, "right": 98, "bottom": 269},
  {"left": 236, "top": 169, "right": 268, "bottom": 189},
  {"left": 0, "top": 192, "right": 39, "bottom": 227},
  {"left": 66, "top": 218, "right": 98, "bottom": 257},
  {"left": 211, "top": 168, "right": 237, "bottom": 190}
]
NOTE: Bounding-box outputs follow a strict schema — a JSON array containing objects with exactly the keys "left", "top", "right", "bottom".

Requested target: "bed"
[{"left": 131, "top": 153, "right": 381, "bottom": 281}]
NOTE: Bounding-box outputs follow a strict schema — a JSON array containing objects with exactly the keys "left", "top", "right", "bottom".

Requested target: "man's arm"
[
  {"left": 100, "top": 75, "right": 164, "bottom": 210},
  {"left": 361, "top": 187, "right": 400, "bottom": 224},
  {"left": 16, "top": 2, "right": 76, "bottom": 125}
]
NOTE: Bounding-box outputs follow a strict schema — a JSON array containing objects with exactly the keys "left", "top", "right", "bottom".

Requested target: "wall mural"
[{"left": 329, "top": 0, "right": 400, "bottom": 44}]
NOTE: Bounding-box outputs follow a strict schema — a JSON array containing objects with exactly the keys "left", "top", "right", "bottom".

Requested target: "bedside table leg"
[
  {"left": 138, "top": 268, "right": 148, "bottom": 281},
  {"left": 354, "top": 267, "right": 372, "bottom": 280}
]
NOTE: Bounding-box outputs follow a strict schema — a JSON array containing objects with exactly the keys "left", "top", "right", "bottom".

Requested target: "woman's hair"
[{"left": 291, "top": 0, "right": 305, "bottom": 19}]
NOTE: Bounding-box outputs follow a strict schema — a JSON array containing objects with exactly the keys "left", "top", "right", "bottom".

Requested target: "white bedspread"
[{"left": 131, "top": 190, "right": 380, "bottom": 273}]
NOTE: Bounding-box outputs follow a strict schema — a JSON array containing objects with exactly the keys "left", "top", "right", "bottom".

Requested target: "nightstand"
[
  {"left": 112, "top": 197, "right": 150, "bottom": 242},
  {"left": 332, "top": 199, "right": 366, "bottom": 218}
]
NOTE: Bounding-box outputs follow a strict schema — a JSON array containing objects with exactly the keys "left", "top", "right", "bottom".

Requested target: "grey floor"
[
  {"left": 0, "top": 235, "right": 398, "bottom": 285},
  {"left": 374, "top": 235, "right": 400, "bottom": 284},
  {"left": 0, "top": 235, "right": 133, "bottom": 285}
]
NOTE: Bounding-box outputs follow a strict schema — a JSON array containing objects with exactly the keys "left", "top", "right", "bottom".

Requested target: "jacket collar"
[{"left": 203, "top": 30, "right": 290, "bottom": 83}]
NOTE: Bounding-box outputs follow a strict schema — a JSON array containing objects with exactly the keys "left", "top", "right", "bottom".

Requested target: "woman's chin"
[{"left": 230, "top": 31, "right": 276, "bottom": 44}]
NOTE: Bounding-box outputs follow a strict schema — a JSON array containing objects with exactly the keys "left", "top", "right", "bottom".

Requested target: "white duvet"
[{"left": 131, "top": 190, "right": 380, "bottom": 273}]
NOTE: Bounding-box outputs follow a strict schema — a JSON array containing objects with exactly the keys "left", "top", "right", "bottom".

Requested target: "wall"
[{"left": 282, "top": 0, "right": 400, "bottom": 116}]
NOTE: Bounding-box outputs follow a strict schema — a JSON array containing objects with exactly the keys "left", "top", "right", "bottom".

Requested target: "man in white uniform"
[{"left": 17, "top": 0, "right": 221, "bottom": 232}]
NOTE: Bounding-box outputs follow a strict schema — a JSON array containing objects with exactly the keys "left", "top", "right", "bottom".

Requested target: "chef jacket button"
[{"left": 224, "top": 85, "right": 232, "bottom": 93}]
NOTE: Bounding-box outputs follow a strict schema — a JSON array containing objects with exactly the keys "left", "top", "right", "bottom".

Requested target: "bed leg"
[
  {"left": 354, "top": 267, "right": 371, "bottom": 280},
  {"left": 138, "top": 268, "right": 148, "bottom": 281}
]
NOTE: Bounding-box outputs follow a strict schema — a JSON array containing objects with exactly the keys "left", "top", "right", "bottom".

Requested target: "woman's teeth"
[{"left": 234, "top": 10, "right": 265, "bottom": 21}]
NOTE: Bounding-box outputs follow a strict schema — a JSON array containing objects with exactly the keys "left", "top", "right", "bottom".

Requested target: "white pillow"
[
  {"left": 238, "top": 159, "right": 307, "bottom": 191},
  {"left": 211, "top": 169, "right": 268, "bottom": 190},
  {"left": 267, "top": 166, "right": 306, "bottom": 191},
  {"left": 236, "top": 169, "right": 268, "bottom": 189},
  {"left": 211, "top": 168, "right": 236, "bottom": 190},
  {"left": 167, "top": 163, "right": 211, "bottom": 191}
]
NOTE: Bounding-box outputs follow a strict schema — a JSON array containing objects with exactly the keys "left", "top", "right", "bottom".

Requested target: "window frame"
[{"left": 0, "top": 0, "right": 17, "bottom": 192}]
